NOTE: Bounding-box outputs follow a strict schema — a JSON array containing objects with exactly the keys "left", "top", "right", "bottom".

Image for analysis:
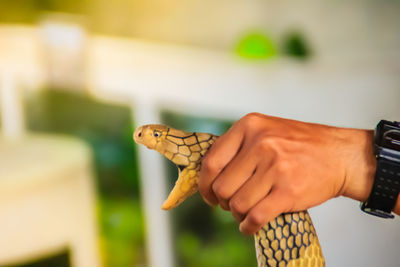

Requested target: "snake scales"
[{"left": 134, "top": 124, "right": 325, "bottom": 267}]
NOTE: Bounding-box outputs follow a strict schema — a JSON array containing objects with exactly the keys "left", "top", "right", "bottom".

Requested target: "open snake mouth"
[{"left": 177, "top": 165, "right": 186, "bottom": 172}]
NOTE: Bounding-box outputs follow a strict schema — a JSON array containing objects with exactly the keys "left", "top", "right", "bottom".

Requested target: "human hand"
[{"left": 199, "top": 113, "right": 377, "bottom": 235}]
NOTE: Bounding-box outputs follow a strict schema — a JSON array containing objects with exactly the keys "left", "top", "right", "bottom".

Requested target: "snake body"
[{"left": 134, "top": 124, "right": 325, "bottom": 267}]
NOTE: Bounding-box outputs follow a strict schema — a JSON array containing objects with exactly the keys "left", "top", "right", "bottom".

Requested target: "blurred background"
[{"left": 0, "top": 0, "right": 400, "bottom": 267}]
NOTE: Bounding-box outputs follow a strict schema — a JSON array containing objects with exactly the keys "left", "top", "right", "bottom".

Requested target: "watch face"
[{"left": 382, "top": 129, "right": 400, "bottom": 151}]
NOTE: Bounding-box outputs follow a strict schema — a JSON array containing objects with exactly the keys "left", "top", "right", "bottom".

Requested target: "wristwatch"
[{"left": 360, "top": 120, "right": 400, "bottom": 218}]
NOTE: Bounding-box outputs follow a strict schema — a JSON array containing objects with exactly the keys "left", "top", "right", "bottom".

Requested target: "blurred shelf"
[
  {"left": 0, "top": 134, "right": 91, "bottom": 193},
  {"left": 1, "top": 25, "right": 399, "bottom": 126},
  {"left": 87, "top": 35, "right": 400, "bottom": 127},
  {"left": 0, "top": 134, "right": 100, "bottom": 267}
]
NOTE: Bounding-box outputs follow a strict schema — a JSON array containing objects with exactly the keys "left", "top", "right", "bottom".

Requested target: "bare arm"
[{"left": 198, "top": 113, "right": 399, "bottom": 235}]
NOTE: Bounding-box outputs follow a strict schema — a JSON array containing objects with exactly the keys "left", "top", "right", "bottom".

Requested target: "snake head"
[
  {"left": 134, "top": 124, "right": 169, "bottom": 150},
  {"left": 134, "top": 124, "right": 216, "bottom": 210},
  {"left": 134, "top": 124, "right": 196, "bottom": 167}
]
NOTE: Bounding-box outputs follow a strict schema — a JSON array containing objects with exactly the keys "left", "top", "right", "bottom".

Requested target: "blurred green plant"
[
  {"left": 162, "top": 111, "right": 257, "bottom": 267},
  {"left": 99, "top": 197, "right": 145, "bottom": 267},
  {"left": 25, "top": 89, "right": 140, "bottom": 196},
  {"left": 235, "top": 32, "right": 277, "bottom": 60},
  {"left": 282, "top": 30, "right": 311, "bottom": 60}
]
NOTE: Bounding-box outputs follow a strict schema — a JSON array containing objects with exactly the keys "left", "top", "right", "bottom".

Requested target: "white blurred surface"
[
  {"left": 133, "top": 98, "right": 174, "bottom": 267},
  {"left": 40, "top": 14, "right": 87, "bottom": 90},
  {"left": 0, "top": 70, "right": 24, "bottom": 139},
  {"left": 0, "top": 134, "right": 100, "bottom": 267}
]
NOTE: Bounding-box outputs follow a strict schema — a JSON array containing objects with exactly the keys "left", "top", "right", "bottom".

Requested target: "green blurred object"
[
  {"left": 236, "top": 32, "right": 277, "bottom": 59},
  {"left": 161, "top": 111, "right": 257, "bottom": 267},
  {"left": 25, "top": 89, "right": 140, "bottom": 197},
  {"left": 282, "top": 30, "right": 311, "bottom": 60},
  {"left": 24, "top": 89, "right": 145, "bottom": 267},
  {"left": 99, "top": 198, "right": 145, "bottom": 267}
]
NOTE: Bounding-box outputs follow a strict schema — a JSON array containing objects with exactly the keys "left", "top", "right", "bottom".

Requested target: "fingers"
[
  {"left": 199, "top": 123, "right": 244, "bottom": 205},
  {"left": 229, "top": 165, "right": 274, "bottom": 221},
  {"left": 210, "top": 143, "right": 258, "bottom": 210},
  {"left": 239, "top": 189, "right": 289, "bottom": 235}
]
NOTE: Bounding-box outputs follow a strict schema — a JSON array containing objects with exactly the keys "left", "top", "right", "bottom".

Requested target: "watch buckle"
[{"left": 360, "top": 202, "right": 395, "bottom": 219}]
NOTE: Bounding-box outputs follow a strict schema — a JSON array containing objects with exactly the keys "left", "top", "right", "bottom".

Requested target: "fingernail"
[{"left": 239, "top": 223, "right": 244, "bottom": 233}]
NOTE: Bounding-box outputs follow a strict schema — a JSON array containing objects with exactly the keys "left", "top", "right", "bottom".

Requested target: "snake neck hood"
[{"left": 134, "top": 124, "right": 217, "bottom": 209}]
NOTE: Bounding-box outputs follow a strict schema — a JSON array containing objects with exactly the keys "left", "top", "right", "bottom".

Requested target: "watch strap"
[{"left": 361, "top": 157, "right": 400, "bottom": 218}]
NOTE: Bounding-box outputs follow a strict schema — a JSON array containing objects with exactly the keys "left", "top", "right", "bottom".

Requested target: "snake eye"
[{"left": 153, "top": 131, "right": 161, "bottom": 137}]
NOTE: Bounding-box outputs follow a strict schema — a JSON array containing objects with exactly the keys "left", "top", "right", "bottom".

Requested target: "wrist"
[{"left": 341, "top": 129, "right": 376, "bottom": 202}]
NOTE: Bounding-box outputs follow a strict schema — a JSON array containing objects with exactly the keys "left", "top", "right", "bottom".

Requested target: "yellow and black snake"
[{"left": 134, "top": 124, "right": 325, "bottom": 267}]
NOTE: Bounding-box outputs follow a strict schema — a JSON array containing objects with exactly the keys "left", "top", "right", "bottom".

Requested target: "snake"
[{"left": 134, "top": 124, "right": 325, "bottom": 267}]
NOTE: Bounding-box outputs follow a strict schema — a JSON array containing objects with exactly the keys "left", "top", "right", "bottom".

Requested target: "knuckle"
[
  {"left": 258, "top": 136, "right": 275, "bottom": 150},
  {"left": 201, "top": 155, "right": 212, "bottom": 171},
  {"left": 229, "top": 197, "right": 247, "bottom": 216},
  {"left": 212, "top": 181, "right": 229, "bottom": 200},
  {"left": 201, "top": 155, "right": 220, "bottom": 174},
  {"left": 274, "top": 159, "right": 291, "bottom": 175},
  {"left": 241, "top": 112, "right": 262, "bottom": 127},
  {"left": 255, "top": 136, "right": 279, "bottom": 157},
  {"left": 287, "top": 182, "right": 302, "bottom": 199},
  {"left": 247, "top": 211, "right": 265, "bottom": 227},
  {"left": 244, "top": 112, "right": 262, "bottom": 119}
]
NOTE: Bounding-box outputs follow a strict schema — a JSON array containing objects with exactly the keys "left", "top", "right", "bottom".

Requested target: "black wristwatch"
[{"left": 360, "top": 120, "right": 400, "bottom": 218}]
